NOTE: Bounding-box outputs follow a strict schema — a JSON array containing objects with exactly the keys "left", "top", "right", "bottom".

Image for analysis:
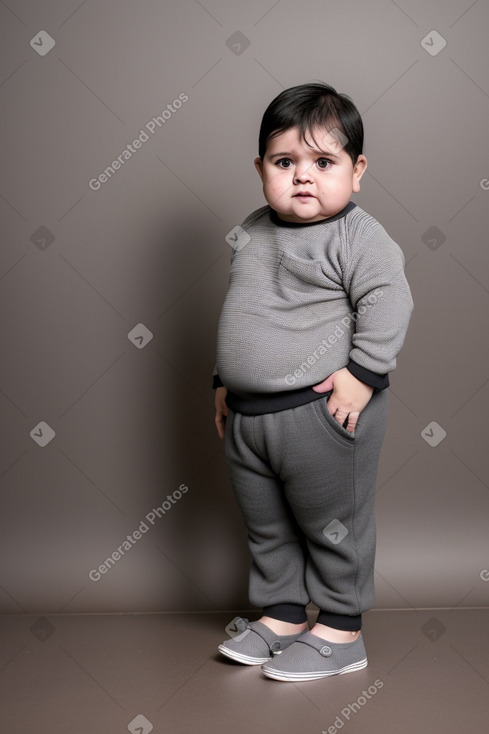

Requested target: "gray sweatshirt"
[{"left": 214, "top": 201, "right": 413, "bottom": 410}]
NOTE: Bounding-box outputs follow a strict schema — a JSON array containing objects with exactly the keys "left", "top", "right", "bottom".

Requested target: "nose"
[{"left": 294, "top": 165, "right": 314, "bottom": 184}]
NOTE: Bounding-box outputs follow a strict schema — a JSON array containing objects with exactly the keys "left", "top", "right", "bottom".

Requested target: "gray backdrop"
[{"left": 1, "top": 0, "right": 488, "bottom": 614}]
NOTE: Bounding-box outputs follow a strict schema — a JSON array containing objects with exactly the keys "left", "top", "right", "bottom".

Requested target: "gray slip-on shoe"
[
  {"left": 218, "top": 618, "right": 307, "bottom": 666},
  {"left": 261, "top": 631, "right": 368, "bottom": 681}
]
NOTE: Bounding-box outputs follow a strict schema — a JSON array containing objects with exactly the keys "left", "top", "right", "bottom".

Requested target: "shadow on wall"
[{"left": 138, "top": 208, "right": 252, "bottom": 613}]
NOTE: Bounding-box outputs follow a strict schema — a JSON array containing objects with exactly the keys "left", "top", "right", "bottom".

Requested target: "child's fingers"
[
  {"left": 332, "top": 407, "right": 349, "bottom": 427},
  {"left": 345, "top": 411, "right": 359, "bottom": 434},
  {"left": 312, "top": 373, "right": 335, "bottom": 393},
  {"left": 215, "top": 412, "right": 227, "bottom": 439},
  {"left": 329, "top": 404, "right": 359, "bottom": 435}
]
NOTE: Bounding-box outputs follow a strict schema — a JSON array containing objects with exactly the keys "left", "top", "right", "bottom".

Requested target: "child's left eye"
[{"left": 317, "top": 158, "right": 332, "bottom": 169}]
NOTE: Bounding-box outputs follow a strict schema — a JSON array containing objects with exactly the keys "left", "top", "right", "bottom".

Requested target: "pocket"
[
  {"left": 312, "top": 394, "right": 356, "bottom": 446},
  {"left": 278, "top": 251, "right": 328, "bottom": 295}
]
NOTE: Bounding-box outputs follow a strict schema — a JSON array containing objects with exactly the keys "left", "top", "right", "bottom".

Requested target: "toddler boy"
[{"left": 213, "top": 82, "right": 413, "bottom": 682}]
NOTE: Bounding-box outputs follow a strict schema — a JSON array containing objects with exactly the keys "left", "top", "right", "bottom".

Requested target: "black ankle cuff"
[
  {"left": 262, "top": 603, "right": 307, "bottom": 624},
  {"left": 316, "top": 611, "right": 362, "bottom": 631}
]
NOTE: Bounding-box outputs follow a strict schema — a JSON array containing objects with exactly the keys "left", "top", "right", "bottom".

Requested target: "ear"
[
  {"left": 352, "top": 155, "right": 367, "bottom": 193},
  {"left": 254, "top": 156, "right": 264, "bottom": 181}
]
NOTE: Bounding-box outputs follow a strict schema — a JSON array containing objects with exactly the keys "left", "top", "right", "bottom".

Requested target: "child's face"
[{"left": 254, "top": 126, "right": 367, "bottom": 223}]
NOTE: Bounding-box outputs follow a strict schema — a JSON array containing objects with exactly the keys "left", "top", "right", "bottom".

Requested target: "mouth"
[{"left": 293, "top": 192, "right": 315, "bottom": 198}]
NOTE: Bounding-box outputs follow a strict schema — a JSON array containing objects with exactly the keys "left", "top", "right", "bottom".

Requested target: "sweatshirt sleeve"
[{"left": 343, "top": 214, "right": 414, "bottom": 382}]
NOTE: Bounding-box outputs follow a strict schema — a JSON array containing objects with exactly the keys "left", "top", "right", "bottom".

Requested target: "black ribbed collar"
[{"left": 269, "top": 200, "right": 356, "bottom": 227}]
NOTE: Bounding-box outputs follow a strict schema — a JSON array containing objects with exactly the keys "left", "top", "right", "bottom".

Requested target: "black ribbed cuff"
[
  {"left": 212, "top": 374, "right": 224, "bottom": 389},
  {"left": 316, "top": 611, "right": 362, "bottom": 631},
  {"left": 262, "top": 603, "right": 308, "bottom": 624},
  {"left": 346, "top": 359, "right": 389, "bottom": 391}
]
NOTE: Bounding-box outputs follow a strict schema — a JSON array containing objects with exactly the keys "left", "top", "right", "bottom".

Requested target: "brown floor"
[{"left": 1, "top": 608, "right": 488, "bottom": 733}]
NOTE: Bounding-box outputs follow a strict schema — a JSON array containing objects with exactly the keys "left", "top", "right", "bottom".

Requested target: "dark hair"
[{"left": 258, "top": 82, "right": 363, "bottom": 165}]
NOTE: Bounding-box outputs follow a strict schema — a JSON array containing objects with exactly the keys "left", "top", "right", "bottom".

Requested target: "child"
[{"left": 213, "top": 82, "right": 413, "bottom": 682}]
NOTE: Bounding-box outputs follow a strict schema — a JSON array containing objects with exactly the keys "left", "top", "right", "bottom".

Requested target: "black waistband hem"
[{"left": 225, "top": 386, "right": 332, "bottom": 416}]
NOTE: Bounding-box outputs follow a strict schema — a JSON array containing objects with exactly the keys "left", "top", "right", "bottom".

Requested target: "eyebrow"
[{"left": 269, "top": 150, "right": 340, "bottom": 159}]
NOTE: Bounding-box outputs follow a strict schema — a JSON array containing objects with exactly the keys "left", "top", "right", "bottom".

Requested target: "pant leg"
[
  {"left": 263, "top": 389, "right": 388, "bottom": 617},
  {"left": 224, "top": 408, "right": 310, "bottom": 609}
]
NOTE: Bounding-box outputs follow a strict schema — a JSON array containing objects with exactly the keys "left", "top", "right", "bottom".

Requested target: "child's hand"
[
  {"left": 214, "top": 386, "right": 229, "bottom": 440},
  {"left": 312, "top": 367, "right": 374, "bottom": 435}
]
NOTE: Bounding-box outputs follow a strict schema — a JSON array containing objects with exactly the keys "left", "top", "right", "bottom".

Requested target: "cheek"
[
  {"left": 264, "top": 175, "right": 289, "bottom": 197},
  {"left": 318, "top": 172, "right": 350, "bottom": 194}
]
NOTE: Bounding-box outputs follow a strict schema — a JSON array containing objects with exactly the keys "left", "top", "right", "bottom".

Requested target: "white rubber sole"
[
  {"left": 218, "top": 643, "right": 272, "bottom": 666},
  {"left": 261, "top": 657, "right": 368, "bottom": 682}
]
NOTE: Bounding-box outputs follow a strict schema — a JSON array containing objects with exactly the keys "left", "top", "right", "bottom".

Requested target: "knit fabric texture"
[{"left": 215, "top": 203, "right": 413, "bottom": 396}]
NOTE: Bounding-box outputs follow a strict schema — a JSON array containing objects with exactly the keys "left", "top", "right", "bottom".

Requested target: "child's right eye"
[{"left": 275, "top": 158, "right": 292, "bottom": 168}]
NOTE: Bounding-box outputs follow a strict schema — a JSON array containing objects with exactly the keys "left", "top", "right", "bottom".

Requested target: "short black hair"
[{"left": 258, "top": 82, "right": 363, "bottom": 166}]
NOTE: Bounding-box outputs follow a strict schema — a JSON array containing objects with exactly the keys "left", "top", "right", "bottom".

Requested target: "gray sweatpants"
[{"left": 224, "top": 390, "right": 388, "bottom": 617}]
